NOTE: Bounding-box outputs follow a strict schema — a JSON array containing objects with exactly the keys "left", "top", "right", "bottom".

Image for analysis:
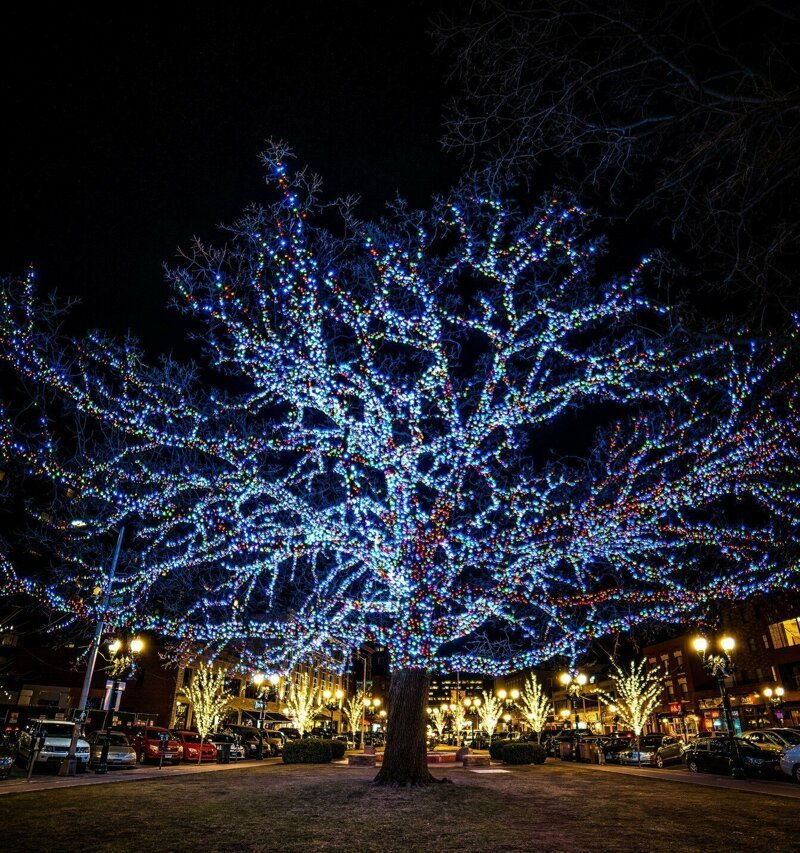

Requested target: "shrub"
[
  {"left": 529, "top": 743, "right": 547, "bottom": 764},
  {"left": 282, "top": 738, "right": 332, "bottom": 764},
  {"left": 488, "top": 740, "right": 506, "bottom": 760},
  {"left": 500, "top": 743, "right": 546, "bottom": 765},
  {"left": 328, "top": 740, "right": 346, "bottom": 760}
]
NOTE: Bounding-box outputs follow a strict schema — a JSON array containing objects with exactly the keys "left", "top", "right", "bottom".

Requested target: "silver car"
[
  {"left": 778, "top": 743, "right": 800, "bottom": 782},
  {"left": 742, "top": 728, "right": 800, "bottom": 751},
  {"left": 86, "top": 730, "right": 137, "bottom": 768}
]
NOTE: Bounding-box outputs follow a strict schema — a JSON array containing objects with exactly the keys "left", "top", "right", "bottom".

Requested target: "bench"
[
  {"left": 462, "top": 754, "right": 491, "bottom": 768},
  {"left": 347, "top": 753, "right": 377, "bottom": 767}
]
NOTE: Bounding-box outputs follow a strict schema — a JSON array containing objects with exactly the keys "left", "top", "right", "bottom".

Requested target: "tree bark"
[{"left": 373, "top": 667, "right": 439, "bottom": 786}]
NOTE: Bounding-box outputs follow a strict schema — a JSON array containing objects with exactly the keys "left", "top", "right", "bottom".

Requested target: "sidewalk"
[
  {"left": 569, "top": 760, "right": 800, "bottom": 801},
  {"left": 0, "top": 757, "right": 282, "bottom": 797}
]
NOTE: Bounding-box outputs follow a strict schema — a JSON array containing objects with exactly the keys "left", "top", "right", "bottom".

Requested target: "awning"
[{"left": 263, "top": 712, "right": 291, "bottom": 723}]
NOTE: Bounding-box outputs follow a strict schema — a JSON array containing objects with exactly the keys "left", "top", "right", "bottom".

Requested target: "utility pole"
[{"left": 59, "top": 526, "right": 125, "bottom": 777}]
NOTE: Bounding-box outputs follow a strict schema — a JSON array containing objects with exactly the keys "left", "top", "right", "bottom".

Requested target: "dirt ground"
[{"left": 0, "top": 760, "right": 791, "bottom": 852}]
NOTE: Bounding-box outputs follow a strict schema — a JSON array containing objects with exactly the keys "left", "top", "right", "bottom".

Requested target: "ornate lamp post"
[
  {"left": 762, "top": 686, "right": 785, "bottom": 725},
  {"left": 363, "top": 697, "right": 381, "bottom": 746},
  {"left": 322, "top": 688, "right": 344, "bottom": 733},
  {"left": 251, "top": 672, "right": 282, "bottom": 759},
  {"left": 559, "top": 671, "right": 588, "bottom": 728},
  {"left": 608, "top": 704, "right": 619, "bottom": 734},
  {"left": 496, "top": 689, "right": 520, "bottom": 732},
  {"left": 463, "top": 697, "right": 481, "bottom": 741},
  {"left": 95, "top": 635, "right": 144, "bottom": 774},
  {"left": 693, "top": 635, "right": 745, "bottom": 779},
  {"left": 105, "top": 636, "right": 144, "bottom": 723},
  {"left": 559, "top": 670, "right": 588, "bottom": 761}
]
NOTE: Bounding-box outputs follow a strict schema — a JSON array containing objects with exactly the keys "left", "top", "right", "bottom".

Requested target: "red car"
[
  {"left": 129, "top": 726, "right": 183, "bottom": 765},
  {"left": 173, "top": 730, "right": 217, "bottom": 763}
]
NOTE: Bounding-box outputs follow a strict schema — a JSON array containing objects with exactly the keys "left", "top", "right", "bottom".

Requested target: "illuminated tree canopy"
[{"left": 1, "top": 146, "right": 798, "bottom": 685}]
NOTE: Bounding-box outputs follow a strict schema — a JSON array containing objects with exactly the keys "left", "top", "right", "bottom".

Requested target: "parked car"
[
  {"left": 778, "top": 743, "right": 800, "bottom": 782},
  {"left": 545, "top": 729, "right": 580, "bottom": 758},
  {"left": 684, "top": 737, "right": 781, "bottom": 777},
  {"left": 599, "top": 736, "right": 635, "bottom": 763},
  {"left": 0, "top": 733, "right": 15, "bottom": 778},
  {"left": 742, "top": 728, "right": 800, "bottom": 750},
  {"left": 16, "top": 719, "right": 90, "bottom": 771},
  {"left": 467, "top": 731, "right": 493, "bottom": 751},
  {"left": 278, "top": 727, "right": 300, "bottom": 741},
  {"left": 173, "top": 730, "right": 217, "bottom": 763},
  {"left": 129, "top": 726, "right": 183, "bottom": 765},
  {"left": 207, "top": 731, "right": 246, "bottom": 761},
  {"left": 619, "top": 734, "right": 685, "bottom": 768},
  {"left": 222, "top": 724, "right": 266, "bottom": 758},
  {"left": 85, "top": 730, "right": 137, "bottom": 769},
  {"left": 261, "top": 729, "right": 286, "bottom": 756},
  {"left": 334, "top": 734, "right": 355, "bottom": 750}
]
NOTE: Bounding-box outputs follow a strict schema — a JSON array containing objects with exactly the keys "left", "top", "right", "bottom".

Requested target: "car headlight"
[{"left": 148, "top": 744, "right": 160, "bottom": 753}]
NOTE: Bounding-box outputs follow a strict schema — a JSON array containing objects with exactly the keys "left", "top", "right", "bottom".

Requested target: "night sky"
[{"left": 3, "top": 3, "right": 455, "bottom": 351}]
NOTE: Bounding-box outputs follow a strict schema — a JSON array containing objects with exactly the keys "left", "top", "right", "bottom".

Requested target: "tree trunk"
[{"left": 373, "top": 668, "right": 439, "bottom": 787}]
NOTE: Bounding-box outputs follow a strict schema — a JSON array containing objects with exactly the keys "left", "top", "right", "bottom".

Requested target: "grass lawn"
[{"left": 0, "top": 761, "right": 792, "bottom": 852}]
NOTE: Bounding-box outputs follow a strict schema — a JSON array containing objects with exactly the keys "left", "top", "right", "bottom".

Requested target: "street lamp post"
[
  {"left": 762, "top": 686, "right": 785, "bottom": 725},
  {"left": 693, "top": 635, "right": 746, "bottom": 779},
  {"left": 59, "top": 524, "right": 126, "bottom": 777},
  {"left": 463, "top": 697, "right": 481, "bottom": 742},
  {"left": 96, "top": 635, "right": 144, "bottom": 774},
  {"left": 496, "top": 689, "right": 520, "bottom": 732},
  {"left": 252, "top": 673, "right": 266, "bottom": 759},
  {"left": 323, "top": 688, "right": 343, "bottom": 734},
  {"left": 558, "top": 671, "right": 588, "bottom": 728},
  {"left": 559, "top": 671, "right": 588, "bottom": 761},
  {"left": 104, "top": 636, "right": 144, "bottom": 727},
  {"left": 251, "top": 672, "right": 282, "bottom": 758},
  {"left": 608, "top": 704, "right": 618, "bottom": 734},
  {"left": 362, "top": 697, "right": 381, "bottom": 747}
]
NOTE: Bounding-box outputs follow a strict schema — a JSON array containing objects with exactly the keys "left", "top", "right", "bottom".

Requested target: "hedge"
[
  {"left": 488, "top": 740, "right": 507, "bottom": 760},
  {"left": 328, "top": 740, "right": 346, "bottom": 760},
  {"left": 282, "top": 738, "right": 332, "bottom": 764},
  {"left": 499, "top": 742, "right": 547, "bottom": 765}
]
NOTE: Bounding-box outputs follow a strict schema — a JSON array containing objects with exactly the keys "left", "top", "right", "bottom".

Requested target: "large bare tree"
[{"left": 437, "top": 1, "right": 800, "bottom": 322}]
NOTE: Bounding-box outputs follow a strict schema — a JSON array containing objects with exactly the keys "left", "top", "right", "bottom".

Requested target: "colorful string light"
[{"left": 1, "top": 148, "right": 798, "bottom": 676}]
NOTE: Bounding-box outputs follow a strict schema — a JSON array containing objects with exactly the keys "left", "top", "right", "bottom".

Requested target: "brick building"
[
  {"left": 1, "top": 631, "right": 349, "bottom": 736},
  {"left": 644, "top": 592, "right": 800, "bottom": 737}
]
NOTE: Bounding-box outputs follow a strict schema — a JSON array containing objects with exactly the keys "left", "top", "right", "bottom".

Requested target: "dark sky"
[{"left": 3, "top": 3, "right": 455, "bottom": 350}]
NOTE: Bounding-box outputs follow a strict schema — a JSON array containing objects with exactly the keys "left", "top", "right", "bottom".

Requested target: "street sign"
[{"left": 102, "top": 680, "right": 125, "bottom": 711}]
